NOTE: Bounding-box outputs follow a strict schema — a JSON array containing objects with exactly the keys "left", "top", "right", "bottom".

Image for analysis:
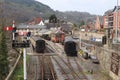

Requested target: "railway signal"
[
  {"left": 11, "top": 20, "right": 29, "bottom": 80},
  {"left": 27, "top": 32, "right": 31, "bottom": 37},
  {"left": 3, "top": 26, "right": 13, "bottom": 31},
  {"left": 12, "top": 42, "right": 30, "bottom": 48},
  {"left": 12, "top": 27, "right": 17, "bottom": 33}
]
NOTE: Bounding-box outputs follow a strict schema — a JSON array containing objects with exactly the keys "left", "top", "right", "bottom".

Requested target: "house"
[
  {"left": 95, "top": 16, "right": 101, "bottom": 31},
  {"left": 28, "top": 17, "right": 44, "bottom": 25},
  {"left": 45, "top": 23, "right": 72, "bottom": 33}
]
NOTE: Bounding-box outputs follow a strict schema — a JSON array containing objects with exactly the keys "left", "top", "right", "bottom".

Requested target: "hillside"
[
  {"left": 0, "top": 0, "right": 54, "bottom": 23},
  {"left": 55, "top": 11, "right": 99, "bottom": 24},
  {"left": 0, "top": 0, "right": 102, "bottom": 24}
]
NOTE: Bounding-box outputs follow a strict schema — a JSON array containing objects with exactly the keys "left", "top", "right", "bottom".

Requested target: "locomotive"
[
  {"left": 64, "top": 36, "right": 80, "bottom": 57},
  {"left": 30, "top": 37, "right": 45, "bottom": 53},
  {"left": 64, "top": 41, "right": 77, "bottom": 56}
]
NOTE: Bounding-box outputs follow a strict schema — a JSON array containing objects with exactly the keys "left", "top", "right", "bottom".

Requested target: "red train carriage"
[{"left": 51, "top": 31, "right": 65, "bottom": 43}]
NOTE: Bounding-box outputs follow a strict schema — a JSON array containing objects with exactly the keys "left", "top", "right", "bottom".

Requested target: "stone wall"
[
  {"left": 94, "top": 45, "right": 120, "bottom": 80},
  {"left": 74, "top": 31, "right": 120, "bottom": 80},
  {"left": 95, "top": 46, "right": 111, "bottom": 72}
]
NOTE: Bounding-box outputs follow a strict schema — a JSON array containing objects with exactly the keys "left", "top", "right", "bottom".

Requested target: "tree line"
[{"left": 0, "top": 20, "right": 9, "bottom": 79}]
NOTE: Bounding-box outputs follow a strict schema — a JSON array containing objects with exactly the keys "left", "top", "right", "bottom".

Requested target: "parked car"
[
  {"left": 82, "top": 52, "right": 89, "bottom": 59},
  {"left": 90, "top": 55, "right": 99, "bottom": 64}
]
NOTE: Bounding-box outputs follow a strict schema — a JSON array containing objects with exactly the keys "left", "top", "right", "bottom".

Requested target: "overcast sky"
[{"left": 36, "top": 0, "right": 118, "bottom": 15}]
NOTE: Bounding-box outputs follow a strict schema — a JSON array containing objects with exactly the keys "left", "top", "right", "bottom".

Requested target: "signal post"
[
  {"left": 11, "top": 21, "right": 30, "bottom": 80},
  {"left": 3, "top": 20, "right": 30, "bottom": 80}
]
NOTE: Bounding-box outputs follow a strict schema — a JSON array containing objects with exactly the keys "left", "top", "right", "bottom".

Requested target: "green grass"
[
  {"left": 10, "top": 57, "right": 23, "bottom": 80},
  {"left": 10, "top": 53, "right": 30, "bottom": 80},
  {"left": 26, "top": 55, "right": 29, "bottom": 62}
]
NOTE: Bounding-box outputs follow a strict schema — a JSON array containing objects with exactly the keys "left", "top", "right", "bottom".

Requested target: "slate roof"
[
  {"left": 46, "top": 23, "right": 72, "bottom": 32},
  {"left": 104, "top": 9, "right": 113, "bottom": 15},
  {"left": 60, "top": 24, "right": 72, "bottom": 31},
  {"left": 17, "top": 24, "right": 46, "bottom": 29},
  {"left": 38, "top": 29, "right": 52, "bottom": 35}
]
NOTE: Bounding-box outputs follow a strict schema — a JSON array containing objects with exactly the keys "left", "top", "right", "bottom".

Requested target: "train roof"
[{"left": 64, "top": 36, "right": 79, "bottom": 43}]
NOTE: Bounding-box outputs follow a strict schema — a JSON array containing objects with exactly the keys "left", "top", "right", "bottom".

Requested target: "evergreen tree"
[
  {"left": 49, "top": 14, "right": 57, "bottom": 23},
  {"left": 0, "top": 2, "right": 9, "bottom": 79},
  {"left": 0, "top": 25, "right": 9, "bottom": 79}
]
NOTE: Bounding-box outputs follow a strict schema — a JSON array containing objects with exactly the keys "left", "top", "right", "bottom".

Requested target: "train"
[
  {"left": 50, "top": 32, "right": 65, "bottom": 44},
  {"left": 39, "top": 29, "right": 65, "bottom": 44},
  {"left": 64, "top": 41, "right": 77, "bottom": 56},
  {"left": 30, "top": 37, "right": 46, "bottom": 53},
  {"left": 64, "top": 36, "right": 80, "bottom": 57}
]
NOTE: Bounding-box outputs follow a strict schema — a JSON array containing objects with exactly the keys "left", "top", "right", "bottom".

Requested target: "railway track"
[
  {"left": 54, "top": 43, "right": 64, "bottom": 53},
  {"left": 27, "top": 56, "right": 38, "bottom": 80},
  {"left": 27, "top": 42, "right": 57, "bottom": 80},
  {"left": 39, "top": 55, "right": 56, "bottom": 80},
  {"left": 27, "top": 56, "right": 56, "bottom": 80},
  {"left": 43, "top": 38, "right": 64, "bottom": 53},
  {"left": 52, "top": 55, "right": 88, "bottom": 80},
  {"left": 69, "top": 57, "right": 88, "bottom": 80},
  {"left": 27, "top": 36, "right": 89, "bottom": 80},
  {"left": 45, "top": 38, "right": 88, "bottom": 80}
]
